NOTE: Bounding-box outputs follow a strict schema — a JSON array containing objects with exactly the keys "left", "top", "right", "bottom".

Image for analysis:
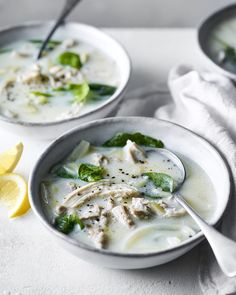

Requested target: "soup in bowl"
[
  {"left": 198, "top": 4, "right": 236, "bottom": 80},
  {"left": 29, "top": 117, "right": 230, "bottom": 268},
  {"left": 0, "top": 22, "right": 130, "bottom": 139}
]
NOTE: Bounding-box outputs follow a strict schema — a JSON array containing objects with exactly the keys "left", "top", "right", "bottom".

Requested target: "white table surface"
[{"left": 0, "top": 28, "right": 208, "bottom": 295}]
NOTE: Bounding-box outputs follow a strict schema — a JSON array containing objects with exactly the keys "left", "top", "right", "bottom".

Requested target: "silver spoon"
[
  {"left": 37, "top": 0, "right": 81, "bottom": 60},
  {"left": 154, "top": 148, "right": 236, "bottom": 278}
]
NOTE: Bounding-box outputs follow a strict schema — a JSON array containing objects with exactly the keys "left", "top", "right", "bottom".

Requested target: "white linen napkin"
[{"left": 117, "top": 65, "right": 236, "bottom": 294}]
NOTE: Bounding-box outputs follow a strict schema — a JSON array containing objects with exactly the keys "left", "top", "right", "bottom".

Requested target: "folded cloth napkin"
[
  {"left": 117, "top": 65, "right": 236, "bottom": 294},
  {"left": 156, "top": 65, "right": 236, "bottom": 295}
]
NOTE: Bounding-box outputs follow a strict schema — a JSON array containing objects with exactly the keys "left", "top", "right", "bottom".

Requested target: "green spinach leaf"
[
  {"left": 57, "top": 51, "right": 82, "bottom": 69},
  {"left": 215, "top": 37, "right": 236, "bottom": 64},
  {"left": 89, "top": 83, "right": 117, "bottom": 96},
  {"left": 143, "top": 172, "right": 174, "bottom": 193},
  {"left": 103, "top": 132, "right": 164, "bottom": 148},
  {"left": 53, "top": 83, "right": 117, "bottom": 103},
  {"left": 68, "top": 83, "right": 90, "bottom": 103},
  {"left": 78, "top": 163, "right": 104, "bottom": 182},
  {"left": 55, "top": 214, "right": 84, "bottom": 234},
  {"left": 31, "top": 91, "right": 53, "bottom": 97},
  {"left": 224, "top": 46, "right": 236, "bottom": 64},
  {"left": 28, "top": 39, "right": 61, "bottom": 51},
  {"left": 29, "top": 39, "right": 61, "bottom": 46}
]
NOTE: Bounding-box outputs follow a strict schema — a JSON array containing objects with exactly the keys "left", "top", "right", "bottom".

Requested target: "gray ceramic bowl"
[
  {"left": 0, "top": 21, "right": 131, "bottom": 140},
  {"left": 29, "top": 117, "right": 231, "bottom": 269},
  {"left": 198, "top": 4, "right": 236, "bottom": 80}
]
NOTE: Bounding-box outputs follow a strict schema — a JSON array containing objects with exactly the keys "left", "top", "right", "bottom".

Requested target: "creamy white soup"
[
  {"left": 0, "top": 39, "right": 120, "bottom": 122},
  {"left": 41, "top": 132, "right": 216, "bottom": 253},
  {"left": 207, "top": 16, "right": 236, "bottom": 73}
]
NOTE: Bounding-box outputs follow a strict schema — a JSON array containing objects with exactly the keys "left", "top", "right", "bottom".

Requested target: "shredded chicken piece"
[
  {"left": 93, "top": 153, "right": 109, "bottom": 166},
  {"left": 30, "top": 64, "right": 41, "bottom": 72},
  {"left": 164, "top": 207, "right": 186, "bottom": 218},
  {"left": 105, "top": 197, "right": 115, "bottom": 211},
  {"left": 80, "top": 204, "right": 101, "bottom": 220},
  {"left": 49, "top": 65, "right": 62, "bottom": 75},
  {"left": 123, "top": 140, "right": 146, "bottom": 163},
  {"left": 112, "top": 205, "right": 134, "bottom": 228},
  {"left": 62, "top": 38, "right": 76, "bottom": 49},
  {"left": 54, "top": 69, "right": 67, "bottom": 79},
  {"left": 149, "top": 201, "right": 166, "bottom": 215},
  {"left": 18, "top": 64, "right": 43, "bottom": 84},
  {"left": 67, "top": 182, "right": 80, "bottom": 192},
  {"left": 10, "top": 50, "right": 31, "bottom": 58},
  {"left": 0, "top": 78, "right": 16, "bottom": 93},
  {"left": 130, "top": 197, "right": 151, "bottom": 219},
  {"left": 48, "top": 76, "right": 63, "bottom": 89},
  {"left": 87, "top": 227, "right": 107, "bottom": 249},
  {"left": 57, "top": 180, "right": 139, "bottom": 211},
  {"left": 157, "top": 200, "right": 168, "bottom": 209},
  {"left": 49, "top": 64, "right": 78, "bottom": 89},
  {"left": 99, "top": 214, "right": 108, "bottom": 228},
  {"left": 57, "top": 103, "right": 82, "bottom": 120},
  {"left": 80, "top": 52, "right": 89, "bottom": 64}
]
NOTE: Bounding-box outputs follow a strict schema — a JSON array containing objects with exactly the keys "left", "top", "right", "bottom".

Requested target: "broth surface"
[
  {"left": 207, "top": 15, "right": 236, "bottom": 73},
  {"left": 0, "top": 39, "right": 120, "bottom": 122},
  {"left": 41, "top": 138, "right": 216, "bottom": 253}
]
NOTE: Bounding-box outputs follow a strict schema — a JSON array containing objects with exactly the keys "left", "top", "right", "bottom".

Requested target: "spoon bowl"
[
  {"left": 160, "top": 148, "right": 236, "bottom": 278},
  {"left": 150, "top": 148, "right": 186, "bottom": 191}
]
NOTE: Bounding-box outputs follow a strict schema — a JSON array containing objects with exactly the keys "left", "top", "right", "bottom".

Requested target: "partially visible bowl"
[
  {"left": 0, "top": 21, "right": 131, "bottom": 140},
  {"left": 198, "top": 4, "right": 236, "bottom": 80},
  {"left": 29, "top": 117, "right": 231, "bottom": 269}
]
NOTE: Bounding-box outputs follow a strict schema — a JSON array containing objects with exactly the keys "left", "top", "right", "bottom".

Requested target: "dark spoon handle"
[{"left": 37, "top": 0, "right": 81, "bottom": 60}]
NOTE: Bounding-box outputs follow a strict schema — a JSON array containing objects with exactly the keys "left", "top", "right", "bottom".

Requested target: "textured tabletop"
[{"left": 0, "top": 28, "right": 206, "bottom": 295}]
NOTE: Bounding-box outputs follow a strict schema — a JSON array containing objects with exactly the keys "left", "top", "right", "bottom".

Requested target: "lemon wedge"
[
  {"left": 0, "top": 173, "right": 30, "bottom": 218},
  {"left": 0, "top": 142, "right": 23, "bottom": 175}
]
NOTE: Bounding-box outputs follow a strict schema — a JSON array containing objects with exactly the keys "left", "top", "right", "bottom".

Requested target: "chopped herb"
[
  {"left": 103, "top": 132, "right": 164, "bottom": 148},
  {"left": 31, "top": 91, "right": 53, "bottom": 97},
  {"left": 55, "top": 213, "right": 84, "bottom": 234},
  {"left": 215, "top": 37, "right": 236, "bottom": 64},
  {"left": 143, "top": 172, "right": 174, "bottom": 193},
  {"left": 57, "top": 51, "right": 82, "bottom": 69},
  {"left": 29, "top": 39, "right": 61, "bottom": 46},
  {"left": 53, "top": 86, "right": 68, "bottom": 92},
  {"left": 0, "top": 48, "right": 12, "bottom": 54},
  {"left": 53, "top": 83, "right": 90, "bottom": 103},
  {"left": 29, "top": 39, "right": 61, "bottom": 51},
  {"left": 78, "top": 163, "right": 104, "bottom": 182},
  {"left": 89, "top": 83, "right": 117, "bottom": 96},
  {"left": 224, "top": 46, "right": 236, "bottom": 64}
]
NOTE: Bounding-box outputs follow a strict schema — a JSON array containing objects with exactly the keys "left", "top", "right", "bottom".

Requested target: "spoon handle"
[
  {"left": 174, "top": 192, "right": 236, "bottom": 277},
  {"left": 37, "top": 0, "right": 81, "bottom": 59}
]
